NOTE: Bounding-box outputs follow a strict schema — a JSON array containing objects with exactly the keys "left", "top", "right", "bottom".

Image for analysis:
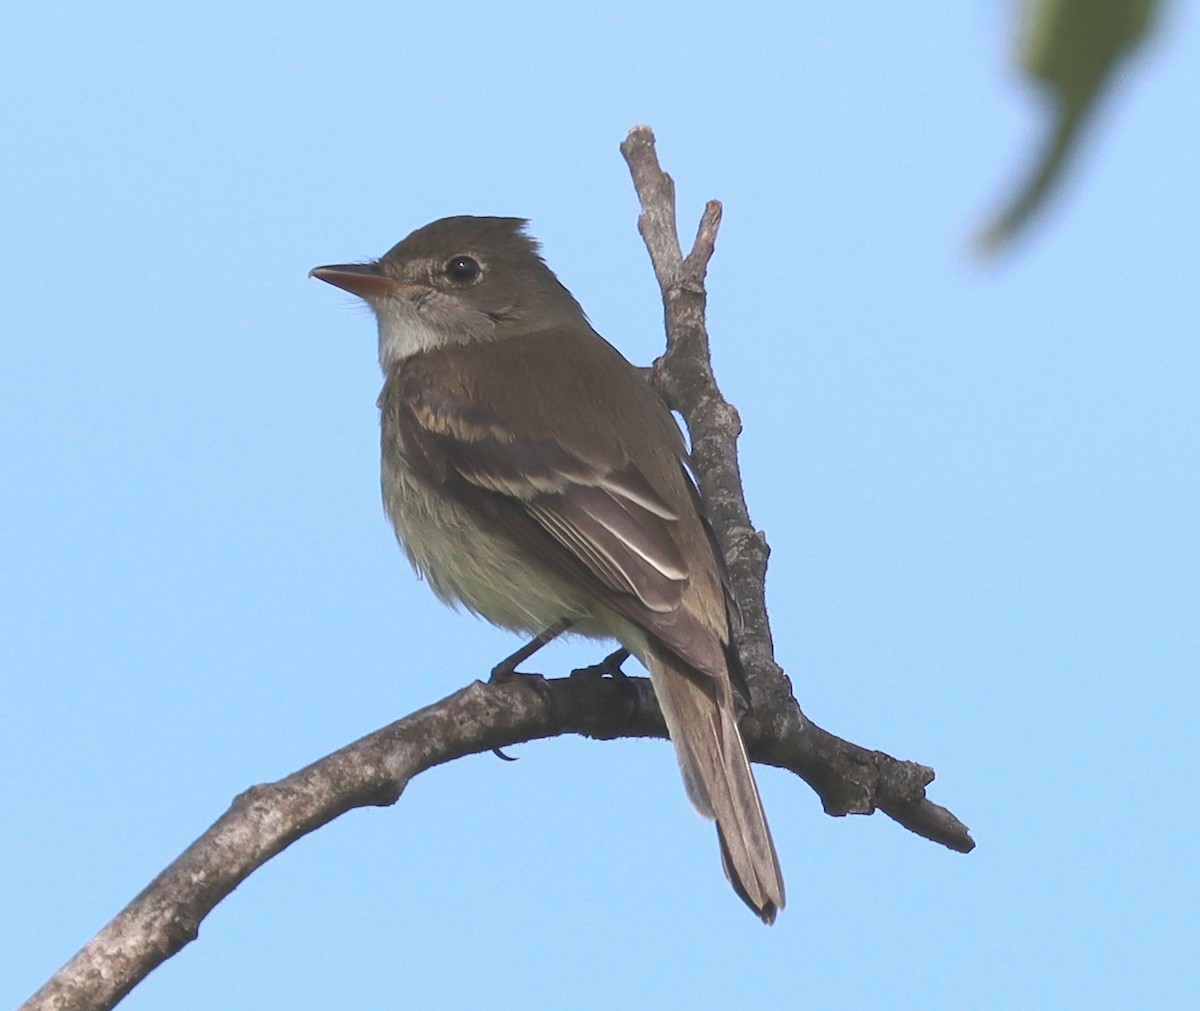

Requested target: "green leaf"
[{"left": 977, "top": 0, "right": 1160, "bottom": 253}]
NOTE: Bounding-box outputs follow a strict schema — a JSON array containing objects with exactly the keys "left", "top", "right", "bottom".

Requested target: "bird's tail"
[{"left": 646, "top": 649, "right": 785, "bottom": 924}]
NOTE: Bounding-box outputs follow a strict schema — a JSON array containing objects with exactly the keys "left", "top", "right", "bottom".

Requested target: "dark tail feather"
[{"left": 647, "top": 650, "right": 785, "bottom": 924}]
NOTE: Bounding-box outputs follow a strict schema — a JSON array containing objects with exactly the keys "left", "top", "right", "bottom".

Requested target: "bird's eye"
[{"left": 444, "top": 255, "right": 482, "bottom": 284}]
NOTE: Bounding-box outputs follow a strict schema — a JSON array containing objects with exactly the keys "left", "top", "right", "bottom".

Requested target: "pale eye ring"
[{"left": 444, "top": 255, "right": 482, "bottom": 285}]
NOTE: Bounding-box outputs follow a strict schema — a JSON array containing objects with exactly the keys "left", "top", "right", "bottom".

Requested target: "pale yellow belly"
[{"left": 381, "top": 453, "right": 637, "bottom": 647}]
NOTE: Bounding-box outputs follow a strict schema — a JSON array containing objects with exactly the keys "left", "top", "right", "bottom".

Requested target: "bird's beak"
[{"left": 309, "top": 262, "right": 401, "bottom": 299}]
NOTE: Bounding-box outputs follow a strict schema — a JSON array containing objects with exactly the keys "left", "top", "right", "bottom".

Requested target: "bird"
[{"left": 310, "top": 216, "right": 784, "bottom": 921}]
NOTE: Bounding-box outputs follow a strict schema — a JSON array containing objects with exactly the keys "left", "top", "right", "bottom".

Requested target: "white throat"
[{"left": 374, "top": 295, "right": 497, "bottom": 370}]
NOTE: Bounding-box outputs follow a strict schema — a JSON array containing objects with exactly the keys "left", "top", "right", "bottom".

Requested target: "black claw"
[{"left": 491, "top": 747, "right": 519, "bottom": 762}]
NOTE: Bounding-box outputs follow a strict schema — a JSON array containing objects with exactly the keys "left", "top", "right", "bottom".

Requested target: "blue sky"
[{"left": 3, "top": 3, "right": 1197, "bottom": 1008}]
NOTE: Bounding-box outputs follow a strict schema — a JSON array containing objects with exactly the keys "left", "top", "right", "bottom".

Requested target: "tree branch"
[
  {"left": 21, "top": 125, "right": 972, "bottom": 1011},
  {"left": 620, "top": 123, "right": 972, "bottom": 851}
]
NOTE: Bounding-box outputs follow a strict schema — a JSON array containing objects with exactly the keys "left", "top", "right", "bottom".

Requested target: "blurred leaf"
[{"left": 977, "top": 0, "right": 1160, "bottom": 253}]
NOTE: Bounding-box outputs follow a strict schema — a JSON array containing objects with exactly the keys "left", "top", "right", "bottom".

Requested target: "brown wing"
[{"left": 383, "top": 331, "right": 732, "bottom": 679}]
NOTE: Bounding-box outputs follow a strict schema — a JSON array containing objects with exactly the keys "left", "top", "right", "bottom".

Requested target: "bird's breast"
[{"left": 381, "top": 447, "right": 611, "bottom": 638}]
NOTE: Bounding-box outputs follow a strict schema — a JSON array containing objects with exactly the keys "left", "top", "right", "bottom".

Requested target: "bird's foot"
[{"left": 570, "top": 647, "right": 631, "bottom": 680}]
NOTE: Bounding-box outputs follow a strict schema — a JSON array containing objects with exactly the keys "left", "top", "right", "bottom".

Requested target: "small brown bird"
[{"left": 311, "top": 216, "right": 785, "bottom": 921}]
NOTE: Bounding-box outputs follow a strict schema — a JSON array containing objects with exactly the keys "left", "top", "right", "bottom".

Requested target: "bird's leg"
[
  {"left": 490, "top": 617, "right": 575, "bottom": 681},
  {"left": 489, "top": 618, "right": 575, "bottom": 762},
  {"left": 571, "top": 646, "right": 631, "bottom": 679}
]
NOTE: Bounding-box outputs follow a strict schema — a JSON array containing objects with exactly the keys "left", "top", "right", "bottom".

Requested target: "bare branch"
[
  {"left": 20, "top": 675, "right": 659, "bottom": 1011},
  {"left": 619, "top": 122, "right": 972, "bottom": 847},
  {"left": 22, "top": 125, "right": 972, "bottom": 1011}
]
